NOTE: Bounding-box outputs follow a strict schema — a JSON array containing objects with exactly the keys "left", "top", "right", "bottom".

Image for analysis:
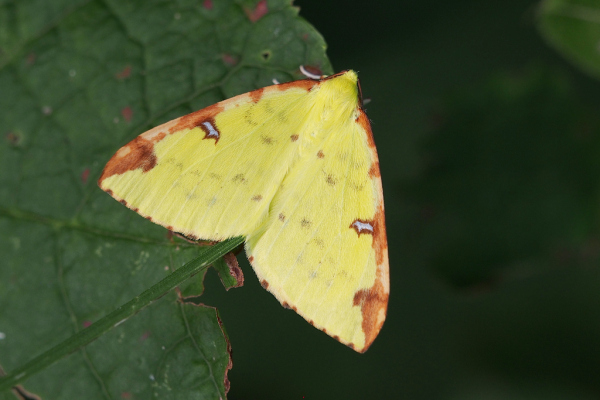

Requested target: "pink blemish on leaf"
[
  {"left": 82, "top": 321, "right": 92, "bottom": 328},
  {"left": 244, "top": 0, "right": 268, "bottom": 22},
  {"left": 121, "top": 392, "right": 132, "bottom": 399},
  {"left": 222, "top": 53, "right": 238, "bottom": 66},
  {"left": 301, "top": 33, "right": 309, "bottom": 41},
  {"left": 121, "top": 106, "right": 133, "bottom": 122},
  {"left": 203, "top": 0, "right": 213, "bottom": 10},
  {"left": 115, "top": 65, "right": 132, "bottom": 80},
  {"left": 139, "top": 330, "right": 151, "bottom": 342},
  {"left": 81, "top": 168, "right": 90, "bottom": 184}
]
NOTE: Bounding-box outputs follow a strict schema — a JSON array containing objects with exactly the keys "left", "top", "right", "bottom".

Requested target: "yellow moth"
[{"left": 99, "top": 70, "right": 389, "bottom": 352}]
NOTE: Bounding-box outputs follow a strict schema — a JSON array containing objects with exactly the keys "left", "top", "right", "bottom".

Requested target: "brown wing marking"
[{"left": 352, "top": 204, "right": 388, "bottom": 352}]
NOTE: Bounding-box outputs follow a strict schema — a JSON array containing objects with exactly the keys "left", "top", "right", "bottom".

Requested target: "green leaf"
[
  {"left": 0, "top": 0, "right": 331, "bottom": 398},
  {"left": 538, "top": 0, "right": 600, "bottom": 80}
]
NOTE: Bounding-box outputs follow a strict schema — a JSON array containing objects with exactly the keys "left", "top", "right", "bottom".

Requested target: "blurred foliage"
[
  {"left": 538, "top": 0, "right": 600, "bottom": 80},
  {"left": 414, "top": 67, "right": 600, "bottom": 288}
]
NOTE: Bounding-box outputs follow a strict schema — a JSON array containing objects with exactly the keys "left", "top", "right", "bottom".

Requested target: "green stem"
[{"left": 0, "top": 236, "right": 245, "bottom": 391}]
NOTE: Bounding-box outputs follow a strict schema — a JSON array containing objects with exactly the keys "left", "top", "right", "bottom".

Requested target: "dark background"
[{"left": 200, "top": 0, "right": 600, "bottom": 399}]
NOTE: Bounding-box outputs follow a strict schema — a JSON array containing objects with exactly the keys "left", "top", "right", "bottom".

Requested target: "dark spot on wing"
[
  {"left": 232, "top": 174, "right": 246, "bottom": 183},
  {"left": 261, "top": 279, "right": 269, "bottom": 289},
  {"left": 325, "top": 174, "right": 336, "bottom": 186},
  {"left": 279, "top": 213, "right": 285, "bottom": 221},
  {"left": 252, "top": 195, "right": 263, "bottom": 201},
  {"left": 249, "top": 256, "right": 254, "bottom": 263},
  {"left": 301, "top": 218, "right": 312, "bottom": 229},
  {"left": 317, "top": 150, "right": 324, "bottom": 158},
  {"left": 290, "top": 134, "right": 299, "bottom": 141},
  {"left": 244, "top": 108, "right": 259, "bottom": 126},
  {"left": 261, "top": 135, "right": 274, "bottom": 145}
]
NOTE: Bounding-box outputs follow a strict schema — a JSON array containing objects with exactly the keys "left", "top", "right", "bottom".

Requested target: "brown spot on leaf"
[
  {"left": 98, "top": 135, "right": 158, "bottom": 181},
  {"left": 223, "top": 252, "right": 244, "bottom": 289},
  {"left": 222, "top": 53, "right": 238, "bottom": 66},
  {"left": 252, "top": 195, "right": 263, "bottom": 201},
  {"left": 244, "top": 0, "right": 268, "bottom": 22},
  {"left": 81, "top": 168, "right": 90, "bottom": 184},
  {"left": 26, "top": 52, "right": 36, "bottom": 65},
  {"left": 260, "top": 279, "right": 269, "bottom": 289},
  {"left": 317, "top": 150, "right": 324, "bottom": 158},
  {"left": 115, "top": 65, "right": 131, "bottom": 80},
  {"left": 121, "top": 106, "right": 133, "bottom": 122},
  {"left": 290, "top": 134, "right": 299, "bottom": 141},
  {"left": 5, "top": 132, "right": 20, "bottom": 146},
  {"left": 250, "top": 87, "right": 264, "bottom": 103}
]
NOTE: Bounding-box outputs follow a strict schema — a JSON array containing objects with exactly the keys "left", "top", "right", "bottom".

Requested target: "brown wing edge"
[{"left": 353, "top": 109, "right": 390, "bottom": 353}]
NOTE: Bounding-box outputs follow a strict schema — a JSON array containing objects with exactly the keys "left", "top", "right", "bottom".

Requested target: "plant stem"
[{"left": 0, "top": 236, "right": 245, "bottom": 391}]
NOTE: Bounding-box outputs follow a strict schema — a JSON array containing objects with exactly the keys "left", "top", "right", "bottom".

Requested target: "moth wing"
[
  {"left": 99, "top": 81, "right": 318, "bottom": 239},
  {"left": 246, "top": 111, "right": 389, "bottom": 352}
]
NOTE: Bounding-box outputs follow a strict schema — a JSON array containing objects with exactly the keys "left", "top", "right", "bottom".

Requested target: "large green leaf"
[
  {"left": 0, "top": 0, "right": 331, "bottom": 398},
  {"left": 538, "top": 0, "right": 600, "bottom": 80}
]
